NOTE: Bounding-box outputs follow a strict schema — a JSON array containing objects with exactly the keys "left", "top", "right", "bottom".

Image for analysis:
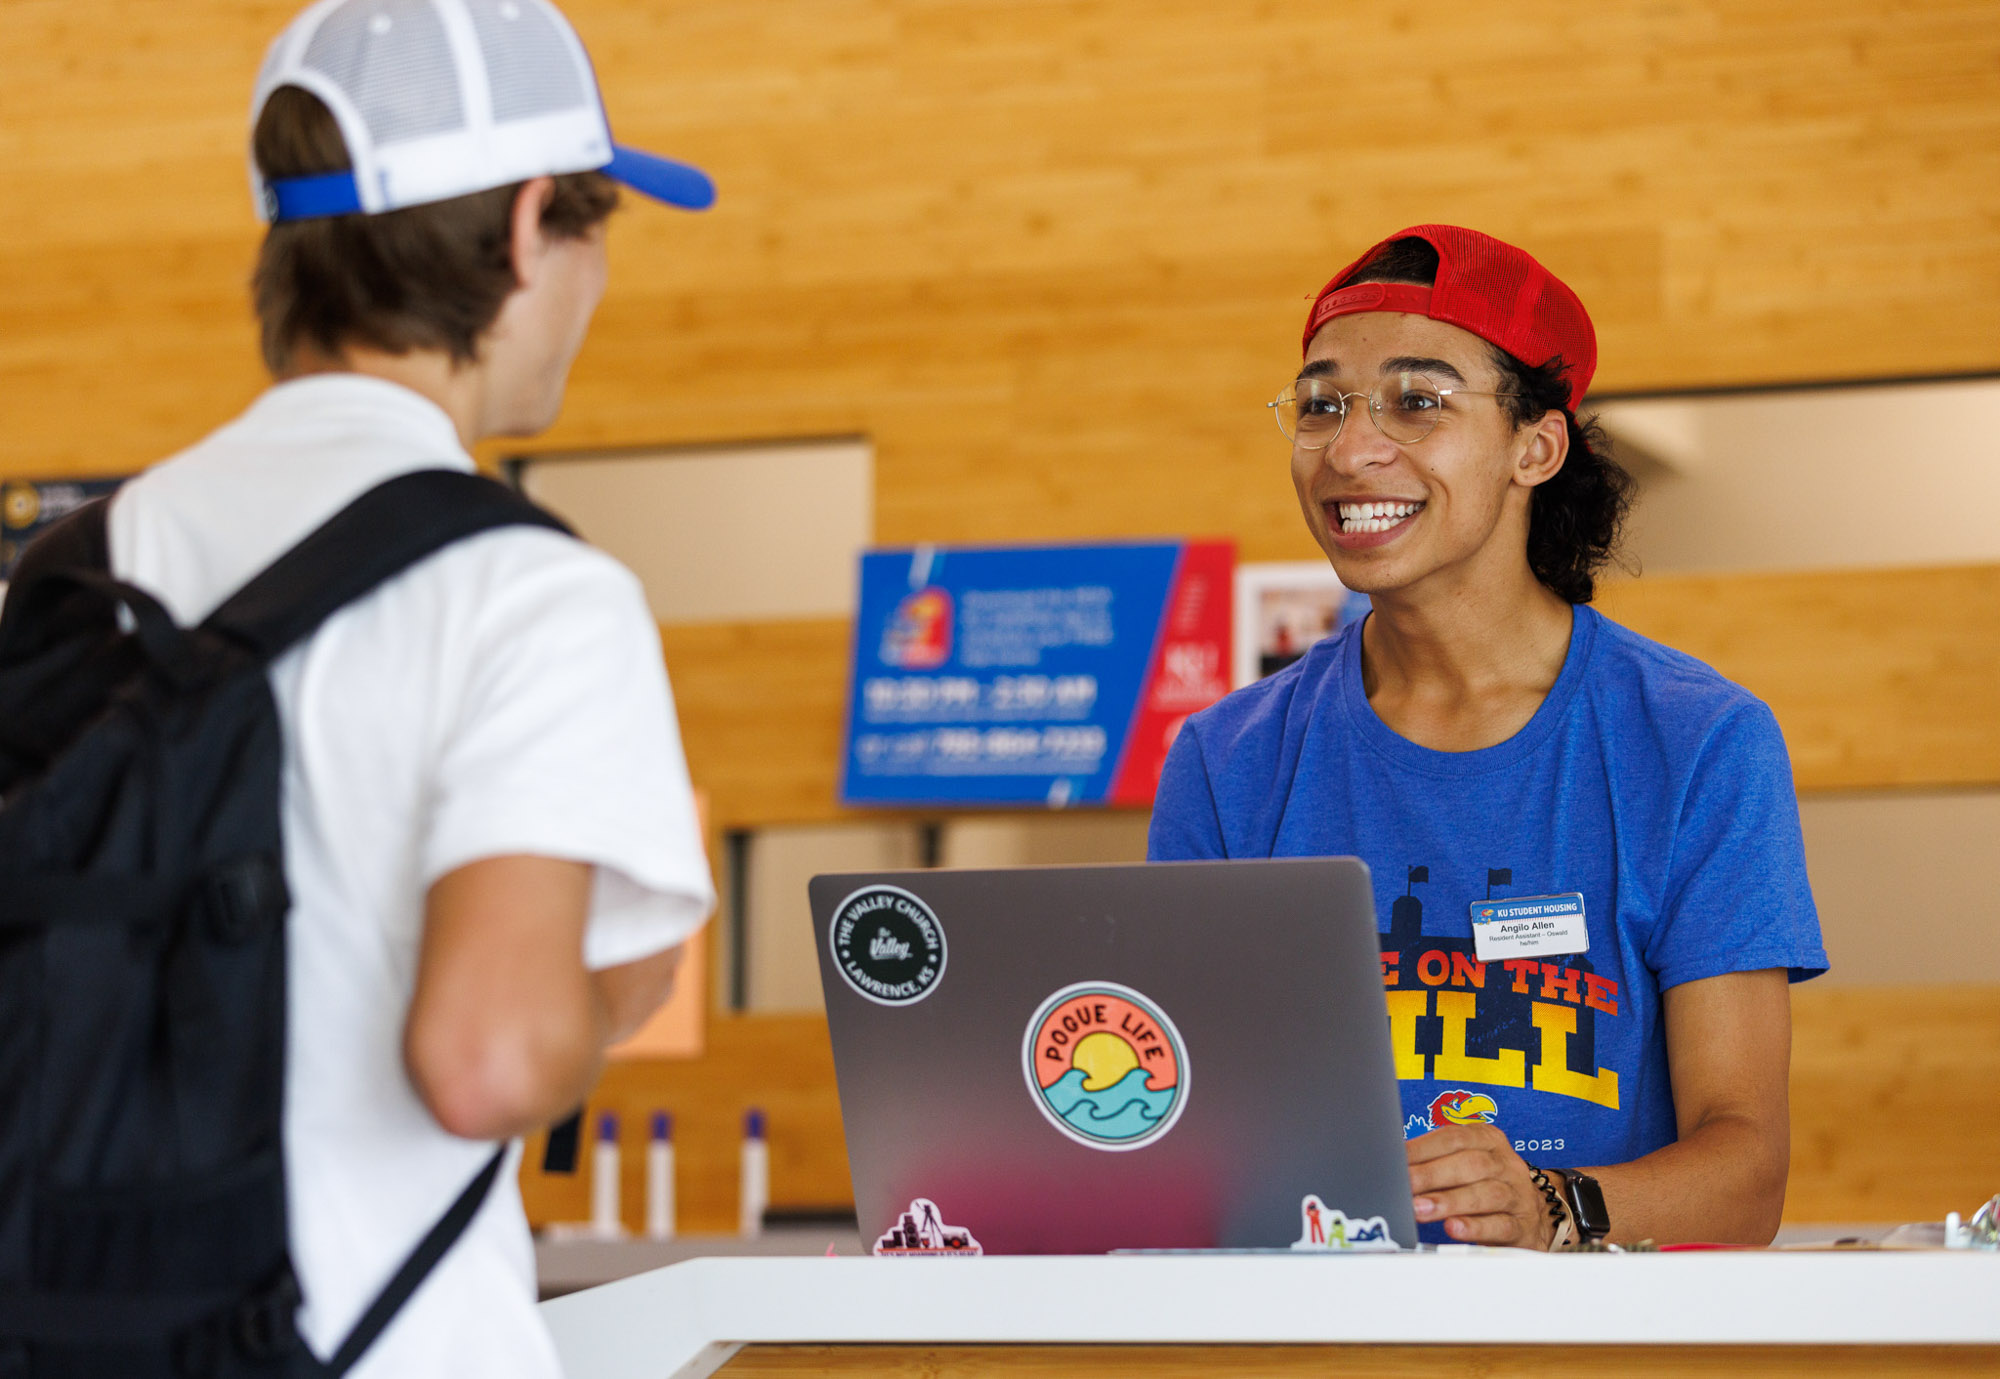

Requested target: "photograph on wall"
[
  {"left": 1, "top": 476, "right": 128, "bottom": 587},
  {"left": 1232, "top": 561, "right": 1371, "bottom": 689}
]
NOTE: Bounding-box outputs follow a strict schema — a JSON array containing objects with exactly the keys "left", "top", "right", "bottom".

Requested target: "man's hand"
[{"left": 1406, "top": 1122, "right": 1558, "bottom": 1248}]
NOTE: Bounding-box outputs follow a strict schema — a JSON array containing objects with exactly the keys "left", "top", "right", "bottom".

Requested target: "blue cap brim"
[{"left": 605, "top": 145, "right": 715, "bottom": 211}]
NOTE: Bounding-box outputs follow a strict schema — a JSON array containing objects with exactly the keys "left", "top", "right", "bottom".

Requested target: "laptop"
[{"left": 808, "top": 857, "right": 1417, "bottom": 1255}]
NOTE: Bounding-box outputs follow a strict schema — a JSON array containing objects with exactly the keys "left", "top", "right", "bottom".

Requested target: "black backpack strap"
[
  {"left": 0, "top": 496, "right": 112, "bottom": 662},
  {"left": 323, "top": 1146, "right": 508, "bottom": 1377},
  {"left": 204, "top": 470, "right": 571, "bottom": 662},
  {"left": 542, "top": 1108, "right": 585, "bottom": 1174},
  {"left": 0, "top": 500, "right": 135, "bottom": 785}
]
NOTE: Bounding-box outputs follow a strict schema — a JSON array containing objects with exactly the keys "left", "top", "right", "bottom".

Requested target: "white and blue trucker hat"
[{"left": 250, "top": 0, "right": 714, "bottom": 223}]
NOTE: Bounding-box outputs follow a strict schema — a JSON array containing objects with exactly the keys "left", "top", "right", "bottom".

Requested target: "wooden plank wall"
[
  {"left": 1788, "top": 986, "right": 2000, "bottom": 1224},
  {"left": 5, "top": 0, "right": 2000, "bottom": 559}
]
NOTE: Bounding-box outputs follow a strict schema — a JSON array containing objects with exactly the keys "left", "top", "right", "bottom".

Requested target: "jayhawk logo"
[
  {"left": 1427, "top": 1089, "right": 1499, "bottom": 1128},
  {"left": 880, "top": 587, "right": 954, "bottom": 670}
]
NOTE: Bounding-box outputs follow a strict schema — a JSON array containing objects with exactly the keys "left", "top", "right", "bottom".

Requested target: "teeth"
[{"left": 1335, "top": 500, "right": 1422, "bottom": 533}]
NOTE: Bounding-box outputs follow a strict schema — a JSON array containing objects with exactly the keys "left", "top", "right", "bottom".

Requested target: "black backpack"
[{"left": 0, "top": 470, "right": 570, "bottom": 1377}]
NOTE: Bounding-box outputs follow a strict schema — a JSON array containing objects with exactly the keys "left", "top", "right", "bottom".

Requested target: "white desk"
[{"left": 541, "top": 1251, "right": 2000, "bottom": 1379}]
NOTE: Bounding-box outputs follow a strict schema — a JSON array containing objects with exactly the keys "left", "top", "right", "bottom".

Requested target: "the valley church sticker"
[
  {"left": 1023, "top": 981, "right": 1187, "bottom": 1151},
  {"left": 829, "top": 885, "right": 947, "bottom": 1006}
]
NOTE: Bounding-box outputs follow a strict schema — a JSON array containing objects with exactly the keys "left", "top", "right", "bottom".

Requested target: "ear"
[
  {"left": 507, "top": 176, "right": 558, "bottom": 291},
  {"left": 1513, "top": 409, "right": 1570, "bottom": 491}
]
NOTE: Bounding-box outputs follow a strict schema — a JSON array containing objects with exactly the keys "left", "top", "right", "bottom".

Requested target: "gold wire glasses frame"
[{"left": 1269, "top": 372, "right": 1517, "bottom": 449}]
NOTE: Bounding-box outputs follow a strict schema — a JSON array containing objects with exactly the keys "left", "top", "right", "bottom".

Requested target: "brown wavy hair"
[{"left": 251, "top": 86, "right": 618, "bottom": 373}]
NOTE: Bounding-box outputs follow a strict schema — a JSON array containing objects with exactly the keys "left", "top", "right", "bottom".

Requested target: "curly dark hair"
[{"left": 1334, "top": 238, "right": 1633, "bottom": 604}]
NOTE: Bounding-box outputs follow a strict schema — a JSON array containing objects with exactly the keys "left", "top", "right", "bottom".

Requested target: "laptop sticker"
[
  {"left": 1290, "top": 1195, "right": 1398, "bottom": 1252},
  {"left": 872, "top": 1198, "right": 983, "bottom": 1256},
  {"left": 1404, "top": 1089, "right": 1500, "bottom": 1138},
  {"left": 1023, "top": 981, "right": 1188, "bottom": 1152},
  {"left": 828, "top": 885, "right": 948, "bottom": 1006}
]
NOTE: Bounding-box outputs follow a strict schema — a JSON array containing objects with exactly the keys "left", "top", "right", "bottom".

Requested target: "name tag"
[{"left": 1469, "top": 893, "right": 1589, "bottom": 962}]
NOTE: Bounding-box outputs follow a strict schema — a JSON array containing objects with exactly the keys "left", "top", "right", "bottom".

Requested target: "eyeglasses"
[{"left": 1269, "top": 372, "right": 1516, "bottom": 448}]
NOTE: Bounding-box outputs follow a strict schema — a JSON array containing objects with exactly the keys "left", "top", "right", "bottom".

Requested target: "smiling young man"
[{"left": 1148, "top": 226, "right": 1827, "bottom": 1249}]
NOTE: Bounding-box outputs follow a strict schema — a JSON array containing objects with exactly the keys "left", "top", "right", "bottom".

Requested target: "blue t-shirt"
[{"left": 1148, "top": 605, "right": 1825, "bottom": 1215}]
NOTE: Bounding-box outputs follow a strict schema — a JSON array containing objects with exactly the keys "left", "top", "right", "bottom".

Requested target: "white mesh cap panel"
[
  {"left": 252, "top": 0, "right": 708, "bottom": 219},
  {"left": 301, "top": 0, "right": 466, "bottom": 148},
  {"left": 462, "top": 0, "right": 589, "bottom": 123},
  {"left": 252, "top": 31, "right": 291, "bottom": 106}
]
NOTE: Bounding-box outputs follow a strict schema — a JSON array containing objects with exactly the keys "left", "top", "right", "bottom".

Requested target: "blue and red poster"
[{"left": 842, "top": 540, "right": 1234, "bottom": 807}]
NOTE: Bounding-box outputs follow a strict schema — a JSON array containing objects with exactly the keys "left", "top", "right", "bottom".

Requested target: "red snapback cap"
[{"left": 1301, "top": 225, "right": 1597, "bottom": 411}]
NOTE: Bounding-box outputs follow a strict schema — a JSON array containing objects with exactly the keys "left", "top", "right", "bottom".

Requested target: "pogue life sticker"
[
  {"left": 872, "top": 1198, "right": 982, "bottom": 1256},
  {"left": 1023, "top": 981, "right": 1187, "bottom": 1151},
  {"left": 1290, "top": 1195, "right": 1397, "bottom": 1253},
  {"left": 829, "top": 885, "right": 947, "bottom": 1006}
]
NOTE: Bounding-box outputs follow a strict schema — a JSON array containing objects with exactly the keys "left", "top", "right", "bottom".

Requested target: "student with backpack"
[{"left": 0, "top": 2, "right": 719, "bottom": 1373}]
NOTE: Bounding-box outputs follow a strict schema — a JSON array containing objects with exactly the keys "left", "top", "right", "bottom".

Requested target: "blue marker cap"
[
  {"left": 597, "top": 1111, "right": 619, "bottom": 1143},
  {"left": 651, "top": 1111, "right": 672, "bottom": 1142},
  {"left": 744, "top": 1109, "right": 766, "bottom": 1140}
]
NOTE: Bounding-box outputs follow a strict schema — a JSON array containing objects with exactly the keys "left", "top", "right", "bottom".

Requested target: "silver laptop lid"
[{"left": 810, "top": 858, "right": 1417, "bottom": 1254}]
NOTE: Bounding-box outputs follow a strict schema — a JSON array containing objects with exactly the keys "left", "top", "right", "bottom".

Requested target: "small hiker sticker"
[
  {"left": 1290, "top": 1195, "right": 1397, "bottom": 1252},
  {"left": 872, "top": 1199, "right": 982, "bottom": 1256},
  {"left": 829, "top": 885, "right": 947, "bottom": 1006},
  {"left": 1023, "top": 981, "right": 1188, "bottom": 1151}
]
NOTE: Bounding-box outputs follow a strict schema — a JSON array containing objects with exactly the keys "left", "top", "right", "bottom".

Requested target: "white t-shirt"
[{"left": 107, "top": 375, "right": 714, "bottom": 1378}]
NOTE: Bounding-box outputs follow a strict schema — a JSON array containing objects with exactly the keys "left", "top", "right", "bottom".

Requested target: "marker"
[
  {"left": 590, "top": 1111, "right": 623, "bottom": 1238},
  {"left": 645, "top": 1112, "right": 676, "bottom": 1241},
  {"left": 740, "top": 1108, "right": 768, "bottom": 1238}
]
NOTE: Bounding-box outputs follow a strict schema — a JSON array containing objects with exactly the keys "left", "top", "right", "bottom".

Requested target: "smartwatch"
[{"left": 1562, "top": 1171, "right": 1611, "bottom": 1244}]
